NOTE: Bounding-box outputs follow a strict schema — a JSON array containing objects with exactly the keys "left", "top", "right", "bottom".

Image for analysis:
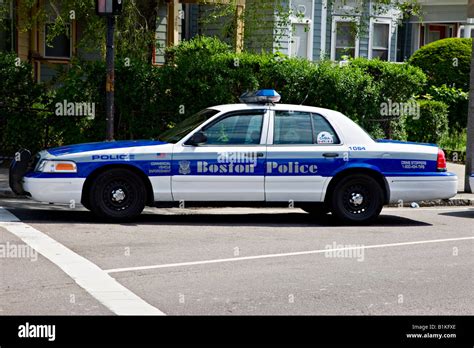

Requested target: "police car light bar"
[{"left": 239, "top": 90, "right": 281, "bottom": 104}]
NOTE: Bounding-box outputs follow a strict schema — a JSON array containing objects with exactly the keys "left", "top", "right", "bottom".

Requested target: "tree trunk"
[{"left": 135, "top": 0, "right": 160, "bottom": 64}]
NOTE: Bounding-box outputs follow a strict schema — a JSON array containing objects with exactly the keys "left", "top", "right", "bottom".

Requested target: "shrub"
[
  {"left": 421, "top": 84, "right": 468, "bottom": 130},
  {"left": 51, "top": 58, "right": 168, "bottom": 144},
  {"left": 1, "top": 37, "right": 436, "bottom": 153},
  {"left": 351, "top": 58, "right": 427, "bottom": 102},
  {"left": 0, "top": 52, "right": 48, "bottom": 156},
  {"left": 409, "top": 38, "right": 472, "bottom": 91},
  {"left": 404, "top": 100, "right": 449, "bottom": 144},
  {"left": 165, "top": 35, "right": 232, "bottom": 64}
]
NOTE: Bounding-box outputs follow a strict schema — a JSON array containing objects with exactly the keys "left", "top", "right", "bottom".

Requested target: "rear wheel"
[
  {"left": 331, "top": 174, "right": 383, "bottom": 224},
  {"left": 89, "top": 168, "right": 146, "bottom": 221}
]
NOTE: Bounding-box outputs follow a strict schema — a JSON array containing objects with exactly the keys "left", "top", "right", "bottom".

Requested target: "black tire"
[
  {"left": 331, "top": 174, "right": 383, "bottom": 224},
  {"left": 89, "top": 168, "right": 146, "bottom": 221}
]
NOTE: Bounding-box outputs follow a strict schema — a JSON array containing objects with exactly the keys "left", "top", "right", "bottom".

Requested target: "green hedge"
[
  {"left": 1, "top": 37, "right": 431, "bottom": 154},
  {"left": 0, "top": 53, "right": 48, "bottom": 156},
  {"left": 404, "top": 100, "right": 449, "bottom": 144},
  {"left": 409, "top": 38, "right": 472, "bottom": 91},
  {"left": 421, "top": 84, "right": 468, "bottom": 130}
]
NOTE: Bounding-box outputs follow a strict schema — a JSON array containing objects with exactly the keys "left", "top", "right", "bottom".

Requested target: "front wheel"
[
  {"left": 89, "top": 168, "right": 146, "bottom": 221},
  {"left": 331, "top": 174, "right": 383, "bottom": 224}
]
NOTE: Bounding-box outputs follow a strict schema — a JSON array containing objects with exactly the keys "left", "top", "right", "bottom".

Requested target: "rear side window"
[
  {"left": 311, "top": 114, "right": 340, "bottom": 144},
  {"left": 273, "top": 111, "right": 313, "bottom": 144},
  {"left": 273, "top": 111, "right": 340, "bottom": 145}
]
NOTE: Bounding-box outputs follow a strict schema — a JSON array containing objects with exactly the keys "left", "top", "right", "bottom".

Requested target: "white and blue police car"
[{"left": 9, "top": 90, "right": 457, "bottom": 223}]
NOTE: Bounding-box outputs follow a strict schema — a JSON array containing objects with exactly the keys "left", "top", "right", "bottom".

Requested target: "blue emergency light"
[{"left": 239, "top": 89, "right": 281, "bottom": 104}]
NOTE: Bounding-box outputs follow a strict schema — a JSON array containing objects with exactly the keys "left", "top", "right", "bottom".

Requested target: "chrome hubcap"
[
  {"left": 111, "top": 188, "right": 126, "bottom": 203},
  {"left": 350, "top": 193, "right": 364, "bottom": 206}
]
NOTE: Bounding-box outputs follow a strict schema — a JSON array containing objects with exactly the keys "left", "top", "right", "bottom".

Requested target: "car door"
[
  {"left": 265, "top": 109, "right": 346, "bottom": 202},
  {"left": 171, "top": 109, "right": 269, "bottom": 201}
]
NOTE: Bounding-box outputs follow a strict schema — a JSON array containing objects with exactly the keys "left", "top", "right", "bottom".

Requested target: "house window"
[
  {"left": 332, "top": 20, "right": 358, "bottom": 60},
  {"left": 371, "top": 22, "right": 390, "bottom": 60},
  {"left": 44, "top": 23, "right": 71, "bottom": 59}
]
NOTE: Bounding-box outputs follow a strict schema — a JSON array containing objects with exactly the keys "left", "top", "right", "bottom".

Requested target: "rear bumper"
[
  {"left": 23, "top": 177, "right": 85, "bottom": 204},
  {"left": 387, "top": 174, "right": 458, "bottom": 203}
]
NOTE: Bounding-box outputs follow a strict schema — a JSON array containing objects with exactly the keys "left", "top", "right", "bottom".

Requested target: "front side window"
[
  {"left": 372, "top": 22, "right": 390, "bottom": 60},
  {"left": 201, "top": 112, "right": 264, "bottom": 145},
  {"left": 273, "top": 111, "right": 340, "bottom": 145}
]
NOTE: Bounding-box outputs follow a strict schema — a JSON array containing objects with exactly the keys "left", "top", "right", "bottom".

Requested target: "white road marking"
[
  {"left": 105, "top": 236, "right": 474, "bottom": 274},
  {"left": 0, "top": 207, "right": 165, "bottom": 316}
]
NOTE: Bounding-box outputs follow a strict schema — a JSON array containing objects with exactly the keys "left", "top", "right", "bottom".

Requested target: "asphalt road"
[{"left": 0, "top": 198, "right": 473, "bottom": 315}]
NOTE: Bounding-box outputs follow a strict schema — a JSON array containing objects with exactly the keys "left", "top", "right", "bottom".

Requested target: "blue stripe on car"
[
  {"left": 25, "top": 158, "right": 449, "bottom": 178},
  {"left": 47, "top": 140, "right": 167, "bottom": 156}
]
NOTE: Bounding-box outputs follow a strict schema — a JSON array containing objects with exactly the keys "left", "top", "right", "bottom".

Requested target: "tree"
[{"left": 1, "top": 0, "right": 422, "bottom": 63}]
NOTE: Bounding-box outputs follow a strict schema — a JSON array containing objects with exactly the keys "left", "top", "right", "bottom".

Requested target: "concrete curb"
[{"left": 388, "top": 198, "right": 474, "bottom": 208}]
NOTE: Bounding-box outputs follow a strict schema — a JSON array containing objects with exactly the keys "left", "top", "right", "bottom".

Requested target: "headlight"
[{"left": 37, "top": 160, "right": 77, "bottom": 173}]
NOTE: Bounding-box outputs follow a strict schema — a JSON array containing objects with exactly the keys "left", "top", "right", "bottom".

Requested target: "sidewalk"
[{"left": 0, "top": 163, "right": 473, "bottom": 205}]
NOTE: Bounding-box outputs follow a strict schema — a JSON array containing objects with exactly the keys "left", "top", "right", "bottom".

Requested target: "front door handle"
[{"left": 323, "top": 153, "right": 339, "bottom": 158}]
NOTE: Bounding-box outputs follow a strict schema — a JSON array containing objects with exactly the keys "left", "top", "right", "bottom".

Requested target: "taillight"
[{"left": 437, "top": 148, "right": 447, "bottom": 171}]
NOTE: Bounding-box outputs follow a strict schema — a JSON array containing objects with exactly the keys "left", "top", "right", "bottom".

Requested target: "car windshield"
[{"left": 159, "top": 109, "right": 220, "bottom": 143}]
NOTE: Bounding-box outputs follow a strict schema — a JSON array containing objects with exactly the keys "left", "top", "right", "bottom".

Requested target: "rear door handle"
[{"left": 323, "top": 153, "right": 339, "bottom": 158}]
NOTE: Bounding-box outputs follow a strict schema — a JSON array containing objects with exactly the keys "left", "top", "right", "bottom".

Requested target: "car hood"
[{"left": 46, "top": 140, "right": 168, "bottom": 156}]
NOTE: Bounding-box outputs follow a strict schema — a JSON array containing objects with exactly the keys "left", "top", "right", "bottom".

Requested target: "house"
[
  {"left": 0, "top": 0, "right": 245, "bottom": 81},
  {"left": 1, "top": 0, "right": 472, "bottom": 83},
  {"left": 177, "top": 0, "right": 401, "bottom": 62},
  {"left": 397, "top": 0, "right": 472, "bottom": 61}
]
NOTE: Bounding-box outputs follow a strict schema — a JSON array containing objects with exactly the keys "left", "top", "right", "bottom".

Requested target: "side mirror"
[{"left": 187, "top": 131, "right": 207, "bottom": 146}]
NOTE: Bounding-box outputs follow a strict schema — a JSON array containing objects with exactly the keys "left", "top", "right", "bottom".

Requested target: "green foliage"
[
  {"left": 50, "top": 58, "right": 167, "bottom": 144},
  {"left": 1, "top": 37, "right": 433, "bottom": 153},
  {"left": 409, "top": 38, "right": 472, "bottom": 91},
  {"left": 405, "top": 100, "right": 449, "bottom": 144},
  {"left": 165, "top": 36, "right": 233, "bottom": 63},
  {"left": 420, "top": 84, "right": 468, "bottom": 130},
  {"left": 351, "top": 58, "right": 426, "bottom": 102},
  {"left": 439, "top": 129, "right": 467, "bottom": 153},
  {"left": 0, "top": 52, "right": 48, "bottom": 156}
]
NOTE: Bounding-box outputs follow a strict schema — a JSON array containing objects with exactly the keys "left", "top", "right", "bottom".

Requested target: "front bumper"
[
  {"left": 23, "top": 177, "right": 85, "bottom": 204},
  {"left": 388, "top": 174, "right": 458, "bottom": 203}
]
